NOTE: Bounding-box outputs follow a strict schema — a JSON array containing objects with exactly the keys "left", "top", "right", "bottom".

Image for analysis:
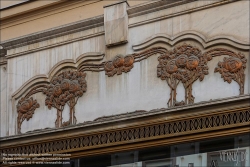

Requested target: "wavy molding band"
[{"left": 132, "top": 31, "right": 249, "bottom": 51}]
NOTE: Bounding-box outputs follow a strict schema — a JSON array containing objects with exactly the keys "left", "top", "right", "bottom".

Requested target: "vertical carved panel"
[
  {"left": 104, "top": 1, "right": 128, "bottom": 46},
  {"left": 17, "top": 70, "right": 87, "bottom": 133}
]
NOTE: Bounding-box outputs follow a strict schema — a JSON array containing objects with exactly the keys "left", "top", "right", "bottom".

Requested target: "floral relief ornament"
[
  {"left": 17, "top": 97, "right": 40, "bottom": 134},
  {"left": 43, "top": 70, "right": 87, "bottom": 127},
  {"left": 15, "top": 45, "right": 247, "bottom": 134},
  {"left": 104, "top": 54, "right": 134, "bottom": 77},
  {"left": 157, "top": 43, "right": 212, "bottom": 107},
  {"left": 214, "top": 53, "right": 247, "bottom": 95}
]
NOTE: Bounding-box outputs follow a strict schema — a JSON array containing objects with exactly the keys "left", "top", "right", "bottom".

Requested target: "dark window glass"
[
  {"left": 79, "top": 154, "right": 111, "bottom": 167},
  {"left": 74, "top": 133, "right": 249, "bottom": 166},
  {"left": 111, "top": 151, "right": 138, "bottom": 165},
  {"left": 139, "top": 146, "right": 170, "bottom": 161},
  {"left": 200, "top": 137, "right": 234, "bottom": 153}
]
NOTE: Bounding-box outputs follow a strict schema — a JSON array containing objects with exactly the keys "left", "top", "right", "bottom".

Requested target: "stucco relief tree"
[
  {"left": 43, "top": 70, "right": 87, "bottom": 127},
  {"left": 157, "top": 43, "right": 212, "bottom": 107}
]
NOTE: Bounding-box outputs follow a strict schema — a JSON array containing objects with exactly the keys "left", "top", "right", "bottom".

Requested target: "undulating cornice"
[
  {"left": 11, "top": 52, "right": 104, "bottom": 101},
  {"left": 132, "top": 31, "right": 250, "bottom": 51}
]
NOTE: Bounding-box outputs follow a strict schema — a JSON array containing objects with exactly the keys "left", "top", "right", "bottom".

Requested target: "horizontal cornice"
[
  {"left": 0, "top": 58, "right": 7, "bottom": 65},
  {"left": 0, "top": 0, "right": 239, "bottom": 51},
  {"left": 128, "top": 0, "right": 241, "bottom": 28},
  {"left": 1, "top": 94, "right": 249, "bottom": 143},
  {"left": 0, "top": 0, "right": 62, "bottom": 18},
  {"left": 0, "top": 0, "right": 31, "bottom": 11},
  {"left": 0, "top": 48, "right": 7, "bottom": 57},
  {"left": 0, "top": 47, "right": 7, "bottom": 65},
  {"left": 127, "top": 0, "right": 197, "bottom": 18},
  {"left": 0, "top": 15, "right": 104, "bottom": 50},
  {"left": 0, "top": 95, "right": 249, "bottom": 162}
]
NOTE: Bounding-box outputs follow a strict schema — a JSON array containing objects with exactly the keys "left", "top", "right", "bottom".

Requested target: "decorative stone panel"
[{"left": 104, "top": 1, "right": 129, "bottom": 47}]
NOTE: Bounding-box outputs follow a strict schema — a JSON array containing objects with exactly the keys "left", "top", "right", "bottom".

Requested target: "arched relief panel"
[
  {"left": 12, "top": 52, "right": 104, "bottom": 134},
  {"left": 132, "top": 31, "right": 249, "bottom": 106}
]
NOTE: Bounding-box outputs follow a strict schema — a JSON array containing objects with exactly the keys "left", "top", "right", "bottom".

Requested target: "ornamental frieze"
[{"left": 14, "top": 38, "right": 248, "bottom": 134}]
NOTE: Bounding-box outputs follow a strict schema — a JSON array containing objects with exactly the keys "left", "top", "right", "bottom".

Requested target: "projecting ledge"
[{"left": 0, "top": 94, "right": 249, "bottom": 142}]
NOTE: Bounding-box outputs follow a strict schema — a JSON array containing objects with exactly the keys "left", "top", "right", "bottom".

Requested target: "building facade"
[{"left": 0, "top": 0, "right": 249, "bottom": 166}]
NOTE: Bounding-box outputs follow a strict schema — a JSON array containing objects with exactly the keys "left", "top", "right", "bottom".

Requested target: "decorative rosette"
[{"left": 17, "top": 97, "right": 40, "bottom": 117}]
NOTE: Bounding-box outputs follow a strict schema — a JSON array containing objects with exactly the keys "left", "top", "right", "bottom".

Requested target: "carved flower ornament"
[
  {"left": 113, "top": 55, "right": 125, "bottom": 68},
  {"left": 104, "top": 54, "right": 134, "bottom": 76},
  {"left": 176, "top": 54, "right": 188, "bottom": 68},
  {"left": 17, "top": 97, "right": 40, "bottom": 119},
  {"left": 215, "top": 55, "right": 246, "bottom": 85},
  {"left": 17, "top": 97, "right": 40, "bottom": 133},
  {"left": 222, "top": 57, "right": 243, "bottom": 73},
  {"left": 166, "top": 60, "right": 178, "bottom": 74},
  {"left": 187, "top": 56, "right": 199, "bottom": 70}
]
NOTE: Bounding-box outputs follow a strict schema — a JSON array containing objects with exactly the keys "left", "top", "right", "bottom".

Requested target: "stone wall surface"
[
  {"left": 0, "top": 0, "right": 249, "bottom": 136},
  {"left": 0, "top": 65, "right": 7, "bottom": 136},
  {"left": 0, "top": 0, "right": 149, "bottom": 41},
  {"left": 129, "top": 0, "right": 249, "bottom": 43}
]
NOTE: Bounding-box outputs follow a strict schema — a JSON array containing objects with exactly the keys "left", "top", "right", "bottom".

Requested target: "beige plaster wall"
[
  {"left": 0, "top": 0, "right": 249, "bottom": 136},
  {"left": 0, "top": 0, "right": 148, "bottom": 41},
  {"left": 0, "top": 0, "right": 26, "bottom": 9},
  {"left": 128, "top": 0, "right": 250, "bottom": 45}
]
